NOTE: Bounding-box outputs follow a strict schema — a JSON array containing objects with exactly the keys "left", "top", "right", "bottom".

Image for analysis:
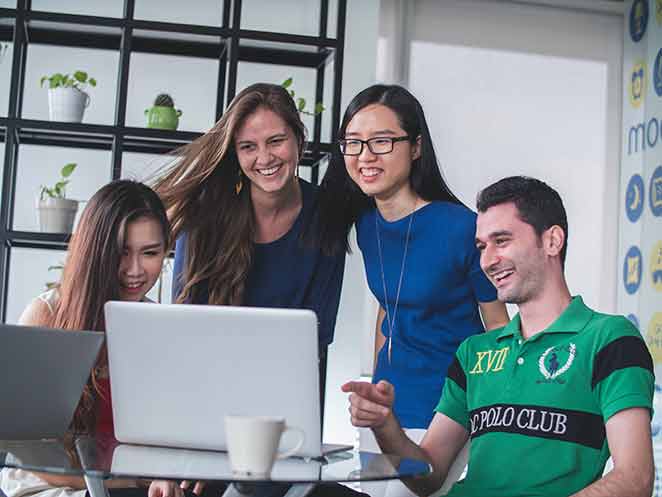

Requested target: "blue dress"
[
  {"left": 172, "top": 179, "right": 345, "bottom": 349},
  {"left": 357, "top": 201, "right": 497, "bottom": 428}
]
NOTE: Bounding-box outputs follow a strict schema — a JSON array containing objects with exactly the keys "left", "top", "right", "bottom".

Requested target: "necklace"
[{"left": 375, "top": 203, "right": 416, "bottom": 364}]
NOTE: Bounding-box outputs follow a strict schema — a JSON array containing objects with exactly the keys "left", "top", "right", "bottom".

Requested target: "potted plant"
[
  {"left": 145, "top": 94, "right": 182, "bottom": 130},
  {"left": 40, "top": 71, "right": 97, "bottom": 123},
  {"left": 36, "top": 162, "right": 79, "bottom": 234}
]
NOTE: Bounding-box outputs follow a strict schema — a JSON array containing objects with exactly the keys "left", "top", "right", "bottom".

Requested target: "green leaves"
[
  {"left": 39, "top": 71, "right": 97, "bottom": 90},
  {"left": 280, "top": 77, "right": 324, "bottom": 116},
  {"left": 73, "top": 70, "right": 87, "bottom": 82},
  {"left": 61, "top": 162, "right": 77, "bottom": 178},
  {"left": 40, "top": 163, "right": 77, "bottom": 199}
]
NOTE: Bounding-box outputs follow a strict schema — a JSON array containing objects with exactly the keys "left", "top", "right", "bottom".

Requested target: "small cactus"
[{"left": 154, "top": 93, "right": 174, "bottom": 107}]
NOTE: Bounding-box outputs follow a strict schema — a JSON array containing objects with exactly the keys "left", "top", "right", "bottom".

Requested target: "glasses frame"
[{"left": 338, "top": 135, "right": 411, "bottom": 156}]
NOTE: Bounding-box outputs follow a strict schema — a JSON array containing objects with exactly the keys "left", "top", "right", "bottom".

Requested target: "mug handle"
[{"left": 276, "top": 426, "right": 305, "bottom": 460}]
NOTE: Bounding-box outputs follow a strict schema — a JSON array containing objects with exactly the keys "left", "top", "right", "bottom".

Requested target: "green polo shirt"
[{"left": 436, "top": 296, "right": 654, "bottom": 497}]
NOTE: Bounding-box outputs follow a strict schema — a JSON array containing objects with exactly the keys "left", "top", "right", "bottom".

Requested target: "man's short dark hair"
[{"left": 476, "top": 176, "right": 568, "bottom": 267}]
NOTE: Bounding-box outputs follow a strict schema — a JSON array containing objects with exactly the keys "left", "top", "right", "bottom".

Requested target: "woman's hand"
[
  {"left": 180, "top": 480, "right": 206, "bottom": 496},
  {"left": 148, "top": 480, "right": 184, "bottom": 497}
]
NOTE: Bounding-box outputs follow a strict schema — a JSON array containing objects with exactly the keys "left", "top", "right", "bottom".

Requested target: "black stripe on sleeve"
[
  {"left": 447, "top": 356, "right": 466, "bottom": 391},
  {"left": 591, "top": 335, "right": 653, "bottom": 389}
]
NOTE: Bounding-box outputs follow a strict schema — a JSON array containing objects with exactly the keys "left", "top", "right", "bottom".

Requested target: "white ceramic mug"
[{"left": 224, "top": 415, "right": 305, "bottom": 476}]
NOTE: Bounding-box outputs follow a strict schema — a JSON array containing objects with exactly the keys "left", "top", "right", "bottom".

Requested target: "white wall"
[
  {"left": 378, "top": 0, "right": 623, "bottom": 319},
  {"left": 0, "top": 0, "right": 380, "bottom": 445}
]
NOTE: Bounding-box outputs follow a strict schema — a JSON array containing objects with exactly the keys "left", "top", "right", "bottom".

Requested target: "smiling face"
[
  {"left": 475, "top": 202, "right": 547, "bottom": 305},
  {"left": 118, "top": 216, "right": 167, "bottom": 302},
  {"left": 234, "top": 107, "right": 300, "bottom": 196},
  {"left": 343, "top": 104, "right": 420, "bottom": 202}
]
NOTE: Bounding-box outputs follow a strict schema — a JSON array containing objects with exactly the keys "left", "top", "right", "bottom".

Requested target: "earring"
[{"left": 235, "top": 170, "right": 243, "bottom": 195}]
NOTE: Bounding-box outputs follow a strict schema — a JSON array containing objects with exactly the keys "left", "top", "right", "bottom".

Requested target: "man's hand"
[{"left": 341, "top": 380, "right": 394, "bottom": 428}]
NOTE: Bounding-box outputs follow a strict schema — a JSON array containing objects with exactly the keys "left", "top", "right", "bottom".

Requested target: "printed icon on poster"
[
  {"left": 624, "top": 245, "right": 643, "bottom": 295},
  {"left": 626, "top": 174, "right": 645, "bottom": 222},
  {"left": 630, "top": 61, "right": 648, "bottom": 108},
  {"left": 630, "top": 0, "right": 649, "bottom": 42},
  {"left": 655, "top": 49, "right": 662, "bottom": 97},
  {"left": 648, "top": 313, "right": 662, "bottom": 363},
  {"left": 650, "top": 165, "right": 662, "bottom": 217},
  {"left": 651, "top": 241, "right": 662, "bottom": 292}
]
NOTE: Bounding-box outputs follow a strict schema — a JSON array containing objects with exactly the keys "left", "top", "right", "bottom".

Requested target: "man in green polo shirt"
[{"left": 343, "top": 176, "right": 654, "bottom": 497}]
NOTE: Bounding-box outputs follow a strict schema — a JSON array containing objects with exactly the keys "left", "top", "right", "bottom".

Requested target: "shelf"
[
  {"left": 0, "top": 1, "right": 346, "bottom": 319},
  {"left": 10, "top": 118, "right": 117, "bottom": 135},
  {"left": 1, "top": 117, "right": 334, "bottom": 161},
  {"left": 0, "top": 12, "right": 338, "bottom": 65},
  {"left": 4, "top": 228, "right": 176, "bottom": 255},
  {"left": 4, "top": 118, "right": 198, "bottom": 152},
  {"left": 0, "top": 8, "right": 16, "bottom": 19},
  {"left": 4, "top": 230, "right": 70, "bottom": 250},
  {"left": 238, "top": 42, "right": 333, "bottom": 68}
]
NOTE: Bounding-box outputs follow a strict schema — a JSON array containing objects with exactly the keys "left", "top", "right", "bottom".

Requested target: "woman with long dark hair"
[
  {"left": 154, "top": 83, "right": 345, "bottom": 404},
  {"left": 321, "top": 85, "right": 508, "bottom": 435},
  {"left": 0, "top": 180, "right": 183, "bottom": 497}
]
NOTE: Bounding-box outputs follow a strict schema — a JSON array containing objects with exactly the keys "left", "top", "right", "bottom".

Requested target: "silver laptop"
[
  {"left": 0, "top": 324, "right": 104, "bottom": 439},
  {"left": 104, "top": 301, "right": 350, "bottom": 458}
]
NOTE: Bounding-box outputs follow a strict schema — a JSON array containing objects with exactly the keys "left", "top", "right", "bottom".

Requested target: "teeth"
[
  {"left": 124, "top": 283, "right": 143, "bottom": 289},
  {"left": 257, "top": 165, "right": 280, "bottom": 176},
  {"left": 493, "top": 270, "right": 514, "bottom": 282},
  {"left": 360, "top": 168, "right": 380, "bottom": 177}
]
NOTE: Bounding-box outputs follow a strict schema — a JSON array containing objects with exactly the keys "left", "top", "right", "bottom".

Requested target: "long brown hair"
[
  {"left": 41, "top": 180, "right": 170, "bottom": 433},
  {"left": 153, "top": 83, "right": 306, "bottom": 305}
]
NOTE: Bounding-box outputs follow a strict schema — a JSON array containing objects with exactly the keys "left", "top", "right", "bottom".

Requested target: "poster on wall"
[{"left": 622, "top": 1, "right": 662, "bottom": 493}]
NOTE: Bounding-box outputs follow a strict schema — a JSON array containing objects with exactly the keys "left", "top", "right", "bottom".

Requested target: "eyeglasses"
[{"left": 338, "top": 136, "right": 410, "bottom": 156}]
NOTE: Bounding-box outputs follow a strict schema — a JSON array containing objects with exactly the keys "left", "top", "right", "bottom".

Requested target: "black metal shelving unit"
[{"left": 0, "top": 0, "right": 347, "bottom": 321}]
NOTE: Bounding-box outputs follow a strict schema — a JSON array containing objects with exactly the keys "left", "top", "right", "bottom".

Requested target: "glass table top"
[{"left": 1, "top": 435, "right": 431, "bottom": 484}]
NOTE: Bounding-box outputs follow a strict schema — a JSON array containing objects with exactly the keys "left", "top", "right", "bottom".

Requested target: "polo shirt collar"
[{"left": 496, "top": 296, "right": 593, "bottom": 341}]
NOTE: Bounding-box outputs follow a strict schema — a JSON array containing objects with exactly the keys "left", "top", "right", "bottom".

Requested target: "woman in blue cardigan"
[{"left": 154, "top": 83, "right": 345, "bottom": 413}]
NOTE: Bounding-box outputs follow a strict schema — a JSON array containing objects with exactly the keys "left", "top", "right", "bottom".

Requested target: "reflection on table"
[
  {"left": 2, "top": 435, "right": 430, "bottom": 497},
  {"left": 74, "top": 434, "right": 430, "bottom": 483},
  {"left": 0, "top": 436, "right": 430, "bottom": 483}
]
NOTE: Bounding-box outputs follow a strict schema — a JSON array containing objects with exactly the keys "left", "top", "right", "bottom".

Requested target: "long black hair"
[
  {"left": 51, "top": 179, "right": 169, "bottom": 434},
  {"left": 317, "top": 84, "right": 463, "bottom": 254}
]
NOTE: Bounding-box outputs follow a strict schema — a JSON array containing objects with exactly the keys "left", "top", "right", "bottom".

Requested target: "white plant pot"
[
  {"left": 47, "top": 88, "right": 90, "bottom": 123},
  {"left": 36, "top": 197, "right": 79, "bottom": 234}
]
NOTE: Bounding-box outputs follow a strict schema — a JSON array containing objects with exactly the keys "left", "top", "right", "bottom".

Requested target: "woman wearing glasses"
[{"left": 319, "top": 85, "right": 508, "bottom": 448}]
